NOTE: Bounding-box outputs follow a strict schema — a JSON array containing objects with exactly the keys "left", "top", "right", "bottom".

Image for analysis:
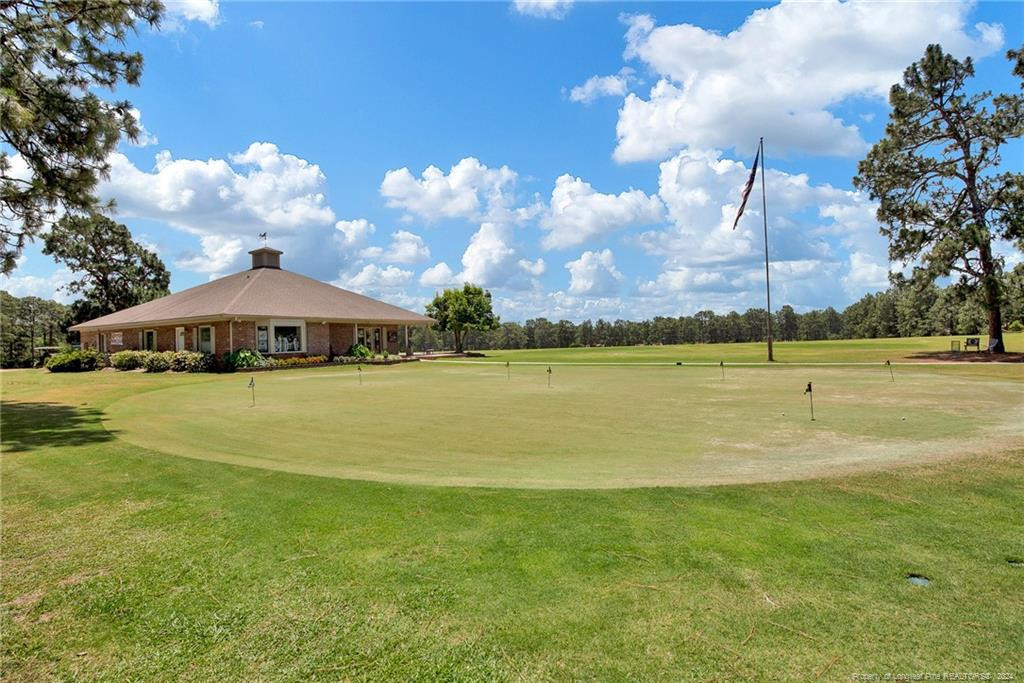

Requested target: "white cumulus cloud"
[
  {"left": 0, "top": 265, "right": 76, "bottom": 303},
  {"left": 341, "top": 264, "right": 414, "bottom": 292},
  {"left": 614, "top": 3, "right": 1004, "bottom": 162},
  {"left": 628, "top": 147, "right": 889, "bottom": 311},
  {"left": 566, "top": 249, "right": 623, "bottom": 296},
  {"left": 162, "top": 0, "right": 220, "bottom": 30},
  {"left": 419, "top": 262, "right": 459, "bottom": 289},
  {"left": 104, "top": 143, "right": 335, "bottom": 235},
  {"left": 514, "top": 0, "right": 573, "bottom": 20},
  {"left": 334, "top": 219, "right": 375, "bottom": 250},
  {"left": 380, "top": 157, "right": 520, "bottom": 223},
  {"left": 360, "top": 230, "right": 430, "bottom": 264},
  {"left": 457, "top": 222, "right": 541, "bottom": 290},
  {"left": 569, "top": 68, "right": 636, "bottom": 104},
  {"left": 540, "top": 174, "right": 664, "bottom": 249},
  {"left": 100, "top": 143, "right": 336, "bottom": 276}
]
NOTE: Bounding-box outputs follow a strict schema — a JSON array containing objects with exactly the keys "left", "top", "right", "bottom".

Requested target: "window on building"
[
  {"left": 257, "top": 325, "right": 269, "bottom": 353},
  {"left": 274, "top": 325, "right": 302, "bottom": 353},
  {"left": 198, "top": 326, "right": 214, "bottom": 354},
  {"left": 143, "top": 329, "right": 157, "bottom": 351}
]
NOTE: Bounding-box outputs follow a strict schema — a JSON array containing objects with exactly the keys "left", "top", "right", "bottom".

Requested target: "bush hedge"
[
  {"left": 45, "top": 349, "right": 104, "bottom": 372},
  {"left": 142, "top": 351, "right": 173, "bottom": 373},
  {"left": 222, "top": 348, "right": 268, "bottom": 371},
  {"left": 169, "top": 350, "right": 213, "bottom": 373},
  {"left": 345, "top": 343, "right": 373, "bottom": 359},
  {"left": 111, "top": 350, "right": 147, "bottom": 370},
  {"left": 108, "top": 349, "right": 213, "bottom": 373}
]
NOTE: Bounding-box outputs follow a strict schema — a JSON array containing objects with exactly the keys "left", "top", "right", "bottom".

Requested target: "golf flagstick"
[
  {"left": 248, "top": 377, "right": 255, "bottom": 406},
  {"left": 506, "top": 361, "right": 510, "bottom": 381},
  {"left": 886, "top": 359, "right": 894, "bottom": 382},
  {"left": 358, "top": 365, "right": 362, "bottom": 385},
  {"left": 720, "top": 360, "right": 725, "bottom": 380},
  {"left": 547, "top": 365, "right": 552, "bottom": 388},
  {"left": 804, "top": 381, "right": 814, "bottom": 421}
]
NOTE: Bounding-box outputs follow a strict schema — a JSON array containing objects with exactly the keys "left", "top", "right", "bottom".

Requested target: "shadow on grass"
[
  {"left": 906, "top": 351, "right": 1024, "bottom": 363},
  {"left": 0, "top": 402, "right": 117, "bottom": 452}
]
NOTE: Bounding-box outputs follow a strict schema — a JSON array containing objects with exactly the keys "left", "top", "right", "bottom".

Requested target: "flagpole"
[{"left": 760, "top": 137, "right": 774, "bottom": 362}]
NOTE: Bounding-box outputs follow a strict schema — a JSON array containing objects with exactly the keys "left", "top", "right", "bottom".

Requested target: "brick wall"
[
  {"left": 231, "top": 320, "right": 256, "bottom": 351},
  {"left": 307, "top": 323, "right": 330, "bottom": 356},
  {"left": 329, "top": 323, "right": 355, "bottom": 356},
  {"left": 385, "top": 325, "right": 400, "bottom": 355},
  {"left": 81, "top": 320, "right": 416, "bottom": 357}
]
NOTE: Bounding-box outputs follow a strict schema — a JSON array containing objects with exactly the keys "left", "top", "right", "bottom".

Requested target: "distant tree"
[
  {"left": 894, "top": 281, "right": 939, "bottom": 337},
  {"left": 497, "top": 322, "right": 528, "bottom": 349},
  {"left": 774, "top": 305, "right": 799, "bottom": 341},
  {"left": 1003, "top": 263, "right": 1024, "bottom": 327},
  {"left": 955, "top": 298, "right": 988, "bottom": 335},
  {"left": 693, "top": 310, "right": 714, "bottom": 344},
  {"left": 822, "top": 307, "right": 843, "bottom": 339},
  {"left": 854, "top": 45, "right": 1024, "bottom": 352},
  {"left": 1, "top": 0, "right": 164, "bottom": 274},
  {"left": 42, "top": 214, "right": 169, "bottom": 325},
  {"left": 556, "top": 320, "right": 576, "bottom": 348},
  {"left": 575, "top": 319, "right": 594, "bottom": 347},
  {"left": 0, "top": 291, "right": 68, "bottom": 367},
  {"left": 872, "top": 290, "right": 899, "bottom": 338},
  {"left": 425, "top": 283, "right": 500, "bottom": 354},
  {"left": 531, "top": 318, "right": 557, "bottom": 348}
]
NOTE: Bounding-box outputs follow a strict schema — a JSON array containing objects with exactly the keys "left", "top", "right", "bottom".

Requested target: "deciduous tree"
[{"left": 425, "top": 284, "right": 500, "bottom": 354}]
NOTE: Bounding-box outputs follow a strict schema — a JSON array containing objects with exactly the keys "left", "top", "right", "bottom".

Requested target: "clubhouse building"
[{"left": 70, "top": 247, "right": 434, "bottom": 357}]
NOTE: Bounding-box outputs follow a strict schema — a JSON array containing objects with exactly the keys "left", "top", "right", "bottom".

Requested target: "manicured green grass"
[
  {"left": 101, "top": 362, "right": 1024, "bottom": 488},
  {"left": 461, "top": 332, "right": 1024, "bottom": 363},
  {"left": 2, "top": 344, "right": 1023, "bottom": 680}
]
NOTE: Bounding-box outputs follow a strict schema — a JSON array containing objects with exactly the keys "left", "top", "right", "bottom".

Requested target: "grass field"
[
  {"left": 457, "top": 332, "right": 1024, "bottom": 363},
  {"left": 102, "top": 362, "right": 1023, "bottom": 488},
  {"left": 2, "top": 337, "right": 1023, "bottom": 680}
]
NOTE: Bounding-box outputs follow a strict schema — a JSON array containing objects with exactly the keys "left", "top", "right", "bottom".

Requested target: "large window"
[
  {"left": 274, "top": 325, "right": 302, "bottom": 353},
  {"left": 198, "top": 326, "right": 214, "bottom": 354},
  {"left": 257, "top": 320, "right": 306, "bottom": 354}
]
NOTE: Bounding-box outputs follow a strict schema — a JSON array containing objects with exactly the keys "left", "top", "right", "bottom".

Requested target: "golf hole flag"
[{"left": 732, "top": 146, "right": 760, "bottom": 230}]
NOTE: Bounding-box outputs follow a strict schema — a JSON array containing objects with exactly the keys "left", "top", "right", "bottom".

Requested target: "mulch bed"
[
  {"left": 906, "top": 351, "right": 1024, "bottom": 363},
  {"left": 247, "top": 357, "right": 419, "bottom": 372}
]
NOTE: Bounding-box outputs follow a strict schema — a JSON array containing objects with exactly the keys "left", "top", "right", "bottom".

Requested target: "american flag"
[{"left": 732, "top": 146, "right": 760, "bottom": 230}]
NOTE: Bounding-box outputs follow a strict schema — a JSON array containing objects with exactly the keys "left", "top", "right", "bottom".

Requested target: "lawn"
[
  {"left": 102, "top": 362, "right": 1023, "bottom": 488},
  {"left": 457, "top": 332, "right": 1024, "bottom": 364},
  {"left": 2, "top": 341, "right": 1023, "bottom": 680}
]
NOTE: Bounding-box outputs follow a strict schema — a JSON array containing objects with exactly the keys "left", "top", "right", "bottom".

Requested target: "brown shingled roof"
[{"left": 70, "top": 266, "right": 435, "bottom": 331}]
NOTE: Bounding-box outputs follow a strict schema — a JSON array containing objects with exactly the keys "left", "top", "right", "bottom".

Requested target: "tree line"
[
  {"left": 413, "top": 265, "right": 1024, "bottom": 352},
  {"left": 0, "top": 291, "right": 69, "bottom": 367}
]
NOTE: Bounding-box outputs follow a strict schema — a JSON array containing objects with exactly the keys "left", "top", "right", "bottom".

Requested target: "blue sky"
[{"left": 4, "top": 0, "right": 1022, "bottom": 321}]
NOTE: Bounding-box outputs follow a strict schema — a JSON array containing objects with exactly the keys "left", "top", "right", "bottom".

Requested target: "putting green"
[{"left": 104, "top": 363, "right": 1024, "bottom": 488}]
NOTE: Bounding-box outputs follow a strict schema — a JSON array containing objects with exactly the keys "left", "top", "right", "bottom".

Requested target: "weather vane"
[{"left": 258, "top": 232, "right": 268, "bottom": 244}]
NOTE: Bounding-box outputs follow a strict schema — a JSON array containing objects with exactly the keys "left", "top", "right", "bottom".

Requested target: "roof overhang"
[{"left": 71, "top": 314, "right": 435, "bottom": 332}]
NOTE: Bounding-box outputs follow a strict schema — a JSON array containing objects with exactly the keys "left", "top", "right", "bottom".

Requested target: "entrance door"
[
  {"left": 358, "top": 327, "right": 381, "bottom": 352},
  {"left": 175, "top": 327, "right": 186, "bottom": 351}
]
